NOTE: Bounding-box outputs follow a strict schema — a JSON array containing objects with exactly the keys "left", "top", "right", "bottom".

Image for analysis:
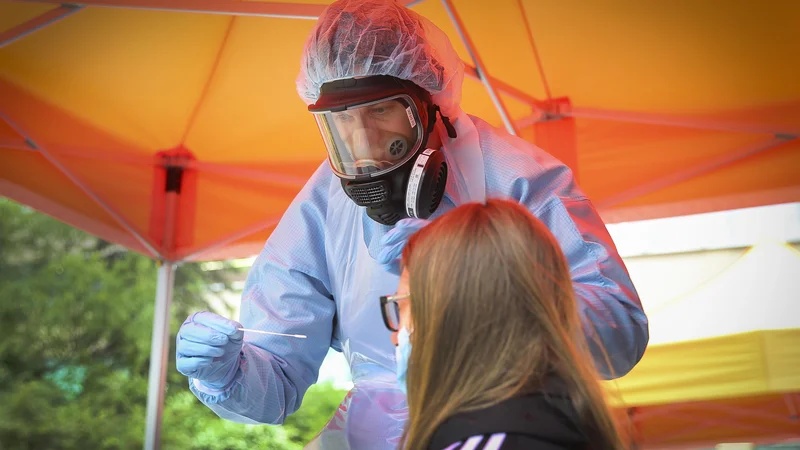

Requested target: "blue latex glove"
[
  {"left": 176, "top": 311, "right": 244, "bottom": 390},
  {"left": 377, "top": 218, "right": 430, "bottom": 275}
]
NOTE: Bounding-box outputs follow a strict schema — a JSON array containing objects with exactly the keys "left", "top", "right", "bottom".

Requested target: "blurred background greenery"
[{"left": 0, "top": 198, "right": 347, "bottom": 449}]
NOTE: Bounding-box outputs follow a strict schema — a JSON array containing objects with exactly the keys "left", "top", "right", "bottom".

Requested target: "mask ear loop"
[{"left": 427, "top": 104, "right": 458, "bottom": 139}]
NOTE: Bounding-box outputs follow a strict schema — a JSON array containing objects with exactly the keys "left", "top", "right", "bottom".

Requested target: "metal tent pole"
[
  {"left": 143, "top": 151, "right": 185, "bottom": 449},
  {"left": 441, "top": 0, "right": 518, "bottom": 136},
  {"left": 143, "top": 261, "right": 176, "bottom": 450}
]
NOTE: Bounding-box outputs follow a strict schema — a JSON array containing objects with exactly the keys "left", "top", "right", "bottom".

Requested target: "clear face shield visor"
[{"left": 311, "top": 94, "right": 424, "bottom": 179}]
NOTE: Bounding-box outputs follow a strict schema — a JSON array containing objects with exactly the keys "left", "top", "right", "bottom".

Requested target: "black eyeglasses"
[{"left": 379, "top": 293, "right": 410, "bottom": 332}]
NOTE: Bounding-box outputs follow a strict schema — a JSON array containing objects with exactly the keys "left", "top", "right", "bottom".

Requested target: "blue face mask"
[{"left": 395, "top": 327, "right": 412, "bottom": 394}]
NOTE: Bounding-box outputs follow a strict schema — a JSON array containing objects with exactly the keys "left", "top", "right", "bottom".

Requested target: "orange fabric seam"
[{"left": 180, "top": 16, "right": 237, "bottom": 145}]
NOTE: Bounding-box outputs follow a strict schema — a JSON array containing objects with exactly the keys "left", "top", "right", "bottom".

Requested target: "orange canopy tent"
[
  {"left": 1, "top": 1, "right": 798, "bottom": 449},
  {"left": 606, "top": 243, "right": 800, "bottom": 448}
]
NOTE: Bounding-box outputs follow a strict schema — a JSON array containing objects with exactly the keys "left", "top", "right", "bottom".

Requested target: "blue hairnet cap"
[{"left": 296, "top": 0, "right": 465, "bottom": 117}]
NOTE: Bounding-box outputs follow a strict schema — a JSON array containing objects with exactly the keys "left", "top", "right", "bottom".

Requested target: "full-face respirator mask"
[{"left": 308, "top": 76, "right": 456, "bottom": 225}]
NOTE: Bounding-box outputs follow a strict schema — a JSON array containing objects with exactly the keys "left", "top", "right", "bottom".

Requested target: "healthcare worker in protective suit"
[{"left": 175, "top": 0, "right": 649, "bottom": 449}]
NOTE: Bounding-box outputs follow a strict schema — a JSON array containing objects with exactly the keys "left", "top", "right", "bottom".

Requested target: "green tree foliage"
[{"left": 0, "top": 199, "right": 346, "bottom": 449}]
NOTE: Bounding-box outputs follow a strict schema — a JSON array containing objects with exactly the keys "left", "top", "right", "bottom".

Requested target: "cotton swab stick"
[{"left": 237, "top": 328, "right": 307, "bottom": 339}]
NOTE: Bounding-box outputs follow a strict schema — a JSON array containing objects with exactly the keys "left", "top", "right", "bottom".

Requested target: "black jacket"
[{"left": 427, "top": 381, "right": 590, "bottom": 450}]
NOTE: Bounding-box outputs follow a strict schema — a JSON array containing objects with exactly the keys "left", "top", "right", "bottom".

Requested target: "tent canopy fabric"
[
  {"left": 644, "top": 242, "right": 800, "bottom": 345},
  {"left": 605, "top": 243, "right": 800, "bottom": 447},
  {"left": 610, "top": 328, "right": 799, "bottom": 406},
  {"left": 610, "top": 330, "right": 800, "bottom": 448},
  {"left": 1, "top": 0, "right": 799, "bottom": 262}
]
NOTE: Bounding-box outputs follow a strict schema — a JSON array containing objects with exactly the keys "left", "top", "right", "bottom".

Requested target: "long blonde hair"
[{"left": 400, "top": 199, "right": 626, "bottom": 450}]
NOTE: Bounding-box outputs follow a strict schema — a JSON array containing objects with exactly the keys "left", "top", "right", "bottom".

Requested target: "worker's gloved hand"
[
  {"left": 176, "top": 311, "right": 244, "bottom": 390},
  {"left": 377, "top": 218, "right": 430, "bottom": 275}
]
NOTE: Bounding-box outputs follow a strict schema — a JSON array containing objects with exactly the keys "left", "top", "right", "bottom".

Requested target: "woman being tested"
[{"left": 383, "top": 199, "right": 626, "bottom": 450}]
